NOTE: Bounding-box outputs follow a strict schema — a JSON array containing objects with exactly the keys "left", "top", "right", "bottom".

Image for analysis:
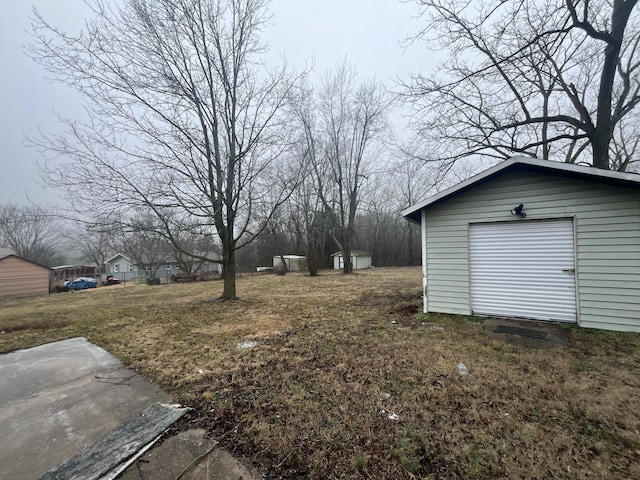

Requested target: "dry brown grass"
[{"left": 1, "top": 267, "right": 640, "bottom": 479}]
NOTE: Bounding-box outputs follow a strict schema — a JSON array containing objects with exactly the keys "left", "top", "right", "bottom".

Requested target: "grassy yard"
[{"left": 1, "top": 267, "right": 639, "bottom": 479}]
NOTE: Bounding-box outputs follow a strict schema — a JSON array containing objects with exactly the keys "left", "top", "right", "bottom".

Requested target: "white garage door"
[{"left": 469, "top": 219, "right": 577, "bottom": 322}]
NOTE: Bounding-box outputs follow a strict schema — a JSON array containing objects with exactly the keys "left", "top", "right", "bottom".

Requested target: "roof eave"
[
  {"left": 0, "top": 254, "right": 51, "bottom": 270},
  {"left": 402, "top": 157, "right": 640, "bottom": 223}
]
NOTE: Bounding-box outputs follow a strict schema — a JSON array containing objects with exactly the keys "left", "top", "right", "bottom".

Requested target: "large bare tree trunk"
[
  {"left": 578, "top": 0, "right": 639, "bottom": 169},
  {"left": 222, "top": 248, "right": 236, "bottom": 299}
]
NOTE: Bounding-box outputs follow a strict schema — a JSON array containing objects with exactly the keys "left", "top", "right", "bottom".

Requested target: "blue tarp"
[{"left": 66, "top": 277, "right": 98, "bottom": 290}]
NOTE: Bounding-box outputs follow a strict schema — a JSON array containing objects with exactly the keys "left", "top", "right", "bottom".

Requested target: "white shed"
[
  {"left": 331, "top": 251, "right": 372, "bottom": 270},
  {"left": 402, "top": 157, "right": 640, "bottom": 332},
  {"left": 273, "top": 255, "right": 308, "bottom": 272}
]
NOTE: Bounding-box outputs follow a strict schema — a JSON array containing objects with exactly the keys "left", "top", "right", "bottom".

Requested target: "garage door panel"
[{"left": 470, "top": 219, "right": 577, "bottom": 322}]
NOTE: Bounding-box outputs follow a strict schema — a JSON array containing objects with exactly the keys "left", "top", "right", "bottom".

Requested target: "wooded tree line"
[
  {"left": 19, "top": 0, "right": 640, "bottom": 298},
  {"left": 0, "top": 203, "right": 65, "bottom": 266}
]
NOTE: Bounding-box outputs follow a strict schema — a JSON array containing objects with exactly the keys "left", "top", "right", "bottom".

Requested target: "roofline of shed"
[
  {"left": 104, "top": 253, "right": 132, "bottom": 264},
  {"left": 402, "top": 156, "right": 640, "bottom": 224},
  {"left": 51, "top": 264, "right": 100, "bottom": 270},
  {"left": 330, "top": 250, "right": 371, "bottom": 257},
  {"left": 0, "top": 254, "right": 52, "bottom": 270}
]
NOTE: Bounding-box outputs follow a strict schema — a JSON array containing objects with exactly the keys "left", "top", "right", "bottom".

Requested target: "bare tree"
[
  {"left": 29, "top": 0, "right": 300, "bottom": 299},
  {"left": 611, "top": 116, "right": 640, "bottom": 171},
  {"left": 172, "top": 230, "right": 221, "bottom": 274},
  {"left": 405, "top": 0, "right": 640, "bottom": 170},
  {"left": 64, "top": 214, "right": 116, "bottom": 270},
  {"left": 312, "top": 62, "right": 391, "bottom": 273},
  {"left": 0, "top": 203, "right": 65, "bottom": 266},
  {"left": 286, "top": 81, "right": 331, "bottom": 275},
  {"left": 293, "top": 183, "right": 331, "bottom": 276},
  {"left": 111, "top": 212, "right": 172, "bottom": 284},
  {"left": 389, "top": 157, "right": 435, "bottom": 264}
]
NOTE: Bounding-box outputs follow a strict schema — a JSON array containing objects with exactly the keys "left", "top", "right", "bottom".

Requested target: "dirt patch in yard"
[
  {"left": 483, "top": 317, "right": 570, "bottom": 349},
  {"left": 2, "top": 267, "right": 640, "bottom": 479}
]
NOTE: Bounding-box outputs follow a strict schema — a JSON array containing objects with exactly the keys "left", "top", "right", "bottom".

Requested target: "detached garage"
[
  {"left": 402, "top": 157, "right": 640, "bottom": 332},
  {"left": 0, "top": 248, "right": 51, "bottom": 298}
]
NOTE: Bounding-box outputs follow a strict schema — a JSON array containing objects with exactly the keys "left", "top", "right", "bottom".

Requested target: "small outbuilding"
[
  {"left": 273, "top": 255, "right": 308, "bottom": 272},
  {"left": 331, "top": 250, "right": 372, "bottom": 270},
  {"left": 402, "top": 157, "right": 640, "bottom": 332},
  {"left": 51, "top": 264, "right": 100, "bottom": 292},
  {"left": 0, "top": 248, "right": 51, "bottom": 298}
]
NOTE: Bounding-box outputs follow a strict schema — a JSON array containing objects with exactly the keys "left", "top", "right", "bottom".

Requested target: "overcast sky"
[{"left": 0, "top": 0, "right": 427, "bottom": 207}]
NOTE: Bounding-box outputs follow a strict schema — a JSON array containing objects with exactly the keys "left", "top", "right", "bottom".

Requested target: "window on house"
[
  {"left": 166, "top": 264, "right": 171, "bottom": 270},
  {"left": 145, "top": 266, "right": 151, "bottom": 271},
  {"left": 114, "top": 264, "right": 120, "bottom": 272},
  {"left": 128, "top": 264, "right": 134, "bottom": 272}
]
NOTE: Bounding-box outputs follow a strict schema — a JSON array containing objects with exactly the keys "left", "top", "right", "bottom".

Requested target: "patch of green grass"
[
  {"left": 353, "top": 451, "right": 368, "bottom": 474},
  {"left": 390, "top": 428, "right": 431, "bottom": 476},
  {"left": 580, "top": 420, "right": 614, "bottom": 442},
  {"left": 484, "top": 341, "right": 517, "bottom": 363},
  {"left": 462, "top": 449, "right": 500, "bottom": 479},
  {"left": 571, "top": 359, "right": 602, "bottom": 373}
]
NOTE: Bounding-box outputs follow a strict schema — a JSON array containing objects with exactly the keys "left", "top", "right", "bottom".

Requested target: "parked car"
[
  {"left": 171, "top": 272, "right": 200, "bottom": 282},
  {"left": 65, "top": 277, "right": 98, "bottom": 290},
  {"left": 102, "top": 275, "right": 121, "bottom": 286}
]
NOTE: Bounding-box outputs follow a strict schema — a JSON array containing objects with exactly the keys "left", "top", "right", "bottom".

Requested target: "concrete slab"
[
  {"left": 483, "top": 318, "right": 569, "bottom": 348},
  {"left": 39, "top": 402, "right": 189, "bottom": 480},
  {"left": 118, "top": 429, "right": 257, "bottom": 480},
  {"left": 0, "top": 337, "right": 171, "bottom": 480}
]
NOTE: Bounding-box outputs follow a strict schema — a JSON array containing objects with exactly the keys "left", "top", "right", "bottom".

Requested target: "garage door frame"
[{"left": 469, "top": 218, "right": 578, "bottom": 323}]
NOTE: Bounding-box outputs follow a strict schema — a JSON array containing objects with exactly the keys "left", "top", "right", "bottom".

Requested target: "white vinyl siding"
[
  {"left": 469, "top": 220, "right": 576, "bottom": 322},
  {"left": 574, "top": 188, "right": 640, "bottom": 330},
  {"left": 423, "top": 169, "right": 640, "bottom": 331}
]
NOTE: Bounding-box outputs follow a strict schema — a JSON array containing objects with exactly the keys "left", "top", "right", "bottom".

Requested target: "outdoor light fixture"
[{"left": 511, "top": 204, "right": 526, "bottom": 217}]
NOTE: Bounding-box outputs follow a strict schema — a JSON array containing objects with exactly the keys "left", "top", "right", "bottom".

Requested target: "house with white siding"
[{"left": 402, "top": 157, "right": 640, "bottom": 332}]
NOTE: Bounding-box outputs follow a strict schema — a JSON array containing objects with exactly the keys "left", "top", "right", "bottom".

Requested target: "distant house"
[
  {"left": 187, "top": 251, "right": 223, "bottom": 275},
  {"left": 0, "top": 248, "right": 51, "bottom": 298},
  {"left": 104, "top": 253, "right": 138, "bottom": 282},
  {"left": 104, "top": 252, "right": 223, "bottom": 282},
  {"left": 402, "top": 156, "right": 640, "bottom": 332},
  {"left": 273, "top": 255, "right": 307, "bottom": 272},
  {"left": 331, "top": 251, "right": 372, "bottom": 270},
  {"left": 203, "top": 260, "right": 223, "bottom": 274},
  {"left": 166, "top": 251, "right": 223, "bottom": 278},
  {"left": 104, "top": 253, "right": 172, "bottom": 282}
]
